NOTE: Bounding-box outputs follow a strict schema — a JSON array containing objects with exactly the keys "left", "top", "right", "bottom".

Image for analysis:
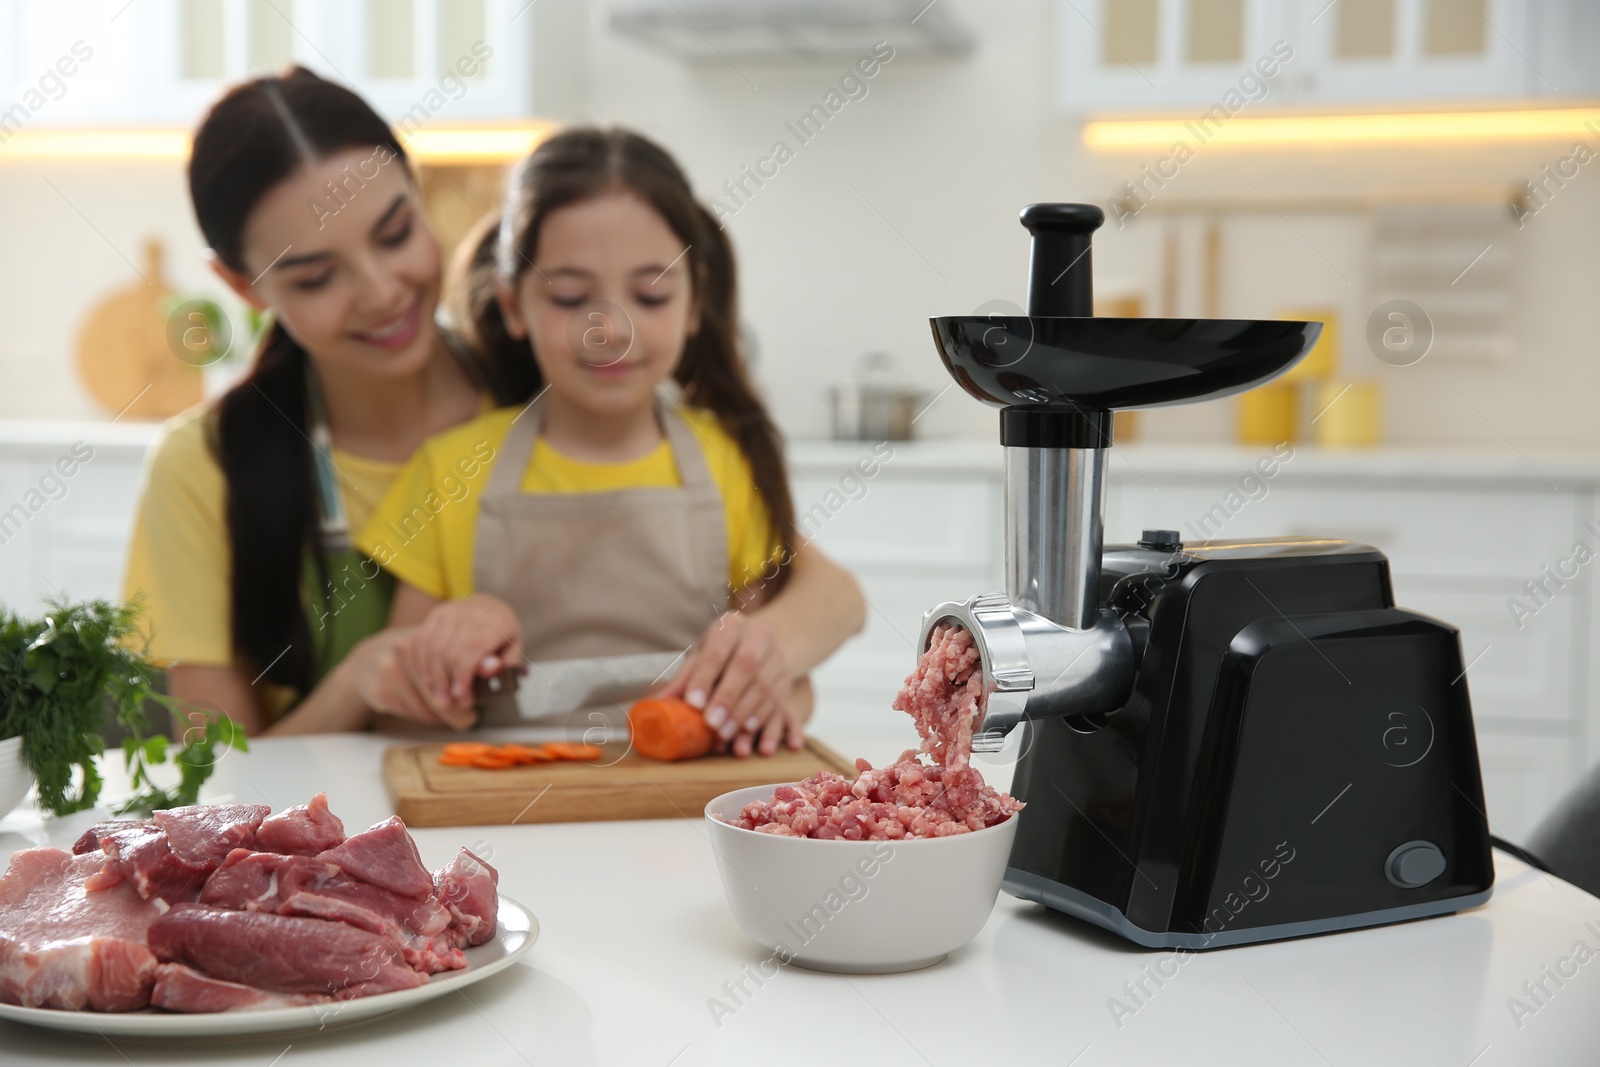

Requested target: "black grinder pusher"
[{"left": 920, "top": 203, "right": 1494, "bottom": 949}]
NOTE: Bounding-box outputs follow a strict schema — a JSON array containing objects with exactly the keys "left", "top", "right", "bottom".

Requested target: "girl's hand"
[
  {"left": 660, "top": 612, "right": 800, "bottom": 757},
  {"left": 401, "top": 594, "right": 523, "bottom": 717},
  {"left": 350, "top": 629, "right": 474, "bottom": 730}
]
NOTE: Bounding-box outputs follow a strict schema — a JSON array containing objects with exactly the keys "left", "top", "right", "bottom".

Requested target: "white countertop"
[
  {"left": 0, "top": 419, "right": 161, "bottom": 454},
  {"left": 789, "top": 437, "right": 1600, "bottom": 488},
  {"left": 5, "top": 415, "right": 1600, "bottom": 487},
  {"left": 3, "top": 728, "right": 1598, "bottom": 1066}
]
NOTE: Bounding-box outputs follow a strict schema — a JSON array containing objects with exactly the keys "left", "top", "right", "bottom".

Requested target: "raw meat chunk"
[
  {"left": 254, "top": 792, "right": 346, "bottom": 855},
  {"left": 151, "top": 963, "right": 330, "bottom": 1012},
  {"left": 279, "top": 857, "right": 449, "bottom": 937},
  {"left": 72, "top": 821, "right": 141, "bottom": 857},
  {"left": 0, "top": 848, "right": 160, "bottom": 1011},
  {"left": 147, "top": 903, "right": 427, "bottom": 999},
  {"left": 83, "top": 804, "right": 270, "bottom": 907},
  {"left": 277, "top": 892, "right": 463, "bottom": 974},
  {"left": 278, "top": 862, "right": 460, "bottom": 973},
  {"left": 93, "top": 823, "right": 212, "bottom": 906},
  {"left": 154, "top": 803, "right": 271, "bottom": 867},
  {"left": 729, "top": 624, "right": 1023, "bottom": 839},
  {"left": 317, "top": 816, "right": 432, "bottom": 898},
  {"left": 198, "top": 848, "right": 462, "bottom": 973},
  {"left": 434, "top": 848, "right": 499, "bottom": 948},
  {"left": 71, "top": 820, "right": 148, "bottom": 892},
  {"left": 197, "top": 849, "right": 300, "bottom": 911}
]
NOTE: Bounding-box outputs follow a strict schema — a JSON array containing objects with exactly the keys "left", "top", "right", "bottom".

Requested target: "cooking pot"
[{"left": 827, "top": 353, "right": 925, "bottom": 440}]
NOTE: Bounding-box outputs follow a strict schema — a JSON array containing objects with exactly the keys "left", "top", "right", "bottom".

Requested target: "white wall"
[
  {"left": 569, "top": 0, "right": 1062, "bottom": 442},
  {"left": 0, "top": 161, "right": 213, "bottom": 420},
  {"left": 2, "top": 0, "right": 1598, "bottom": 451}
]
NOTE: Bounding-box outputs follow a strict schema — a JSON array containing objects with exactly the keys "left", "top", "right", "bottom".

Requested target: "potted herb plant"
[{"left": 0, "top": 597, "right": 246, "bottom": 819}]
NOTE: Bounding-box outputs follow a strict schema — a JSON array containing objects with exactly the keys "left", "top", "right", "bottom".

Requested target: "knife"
[{"left": 488, "top": 650, "right": 689, "bottom": 722}]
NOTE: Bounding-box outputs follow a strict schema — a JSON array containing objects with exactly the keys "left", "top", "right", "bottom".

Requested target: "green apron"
[
  {"left": 299, "top": 368, "right": 395, "bottom": 693},
  {"left": 302, "top": 548, "right": 394, "bottom": 688}
]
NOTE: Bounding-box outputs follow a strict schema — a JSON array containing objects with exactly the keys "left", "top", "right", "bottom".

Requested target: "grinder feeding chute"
[{"left": 920, "top": 204, "right": 1494, "bottom": 949}]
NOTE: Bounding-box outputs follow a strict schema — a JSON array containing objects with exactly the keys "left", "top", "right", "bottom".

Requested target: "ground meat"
[{"left": 728, "top": 624, "right": 1023, "bottom": 839}]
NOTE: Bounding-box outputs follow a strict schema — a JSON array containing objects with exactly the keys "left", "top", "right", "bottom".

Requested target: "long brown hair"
[{"left": 469, "top": 126, "right": 796, "bottom": 593}]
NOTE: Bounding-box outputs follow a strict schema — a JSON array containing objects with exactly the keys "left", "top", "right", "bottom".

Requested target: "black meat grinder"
[{"left": 920, "top": 203, "right": 1494, "bottom": 949}]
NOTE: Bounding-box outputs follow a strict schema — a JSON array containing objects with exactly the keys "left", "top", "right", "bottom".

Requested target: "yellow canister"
[
  {"left": 1312, "top": 380, "right": 1382, "bottom": 448},
  {"left": 1281, "top": 308, "right": 1339, "bottom": 382},
  {"left": 1238, "top": 382, "right": 1297, "bottom": 445}
]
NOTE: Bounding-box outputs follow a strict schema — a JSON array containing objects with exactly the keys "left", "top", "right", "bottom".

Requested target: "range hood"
[{"left": 609, "top": 0, "right": 972, "bottom": 62}]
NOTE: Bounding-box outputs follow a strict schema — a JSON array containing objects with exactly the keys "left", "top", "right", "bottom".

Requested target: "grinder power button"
[{"left": 1386, "top": 840, "right": 1447, "bottom": 888}]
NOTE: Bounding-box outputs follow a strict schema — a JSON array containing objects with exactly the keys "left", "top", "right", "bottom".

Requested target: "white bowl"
[
  {"left": 0, "top": 736, "right": 35, "bottom": 820},
  {"left": 704, "top": 783, "right": 1019, "bottom": 974}
]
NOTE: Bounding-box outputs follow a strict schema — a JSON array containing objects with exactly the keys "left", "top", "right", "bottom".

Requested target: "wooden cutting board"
[
  {"left": 75, "top": 237, "right": 204, "bottom": 420},
  {"left": 383, "top": 738, "right": 856, "bottom": 827}
]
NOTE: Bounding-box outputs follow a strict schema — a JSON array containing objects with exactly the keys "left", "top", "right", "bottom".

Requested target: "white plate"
[{"left": 0, "top": 896, "right": 538, "bottom": 1038}]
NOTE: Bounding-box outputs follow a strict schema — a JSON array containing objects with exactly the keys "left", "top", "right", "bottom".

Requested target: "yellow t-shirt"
[
  {"left": 357, "top": 405, "right": 777, "bottom": 601},
  {"left": 121, "top": 404, "right": 402, "bottom": 669}
]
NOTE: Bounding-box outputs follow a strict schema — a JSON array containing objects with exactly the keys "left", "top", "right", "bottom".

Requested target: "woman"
[{"left": 123, "top": 67, "right": 509, "bottom": 735}]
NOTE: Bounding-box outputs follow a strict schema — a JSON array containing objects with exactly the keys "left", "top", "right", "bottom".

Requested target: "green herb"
[{"left": 0, "top": 597, "right": 247, "bottom": 818}]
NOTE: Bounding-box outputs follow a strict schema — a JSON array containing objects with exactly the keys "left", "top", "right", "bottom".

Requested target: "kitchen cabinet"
[
  {"left": 1059, "top": 0, "right": 1295, "bottom": 113},
  {"left": 1289, "top": 0, "right": 1559, "bottom": 105},
  {"left": 1058, "top": 0, "right": 1600, "bottom": 113},
  {"left": 0, "top": 424, "right": 152, "bottom": 615},
  {"left": 0, "top": 0, "right": 532, "bottom": 129}
]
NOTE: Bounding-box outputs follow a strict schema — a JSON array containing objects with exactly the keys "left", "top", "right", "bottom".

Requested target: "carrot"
[
  {"left": 436, "top": 739, "right": 599, "bottom": 769},
  {"left": 442, "top": 742, "right": 496, "bottom": 758},
  {"left": 541, "top": 742, "right": 603, "bottom": 762},
  {"left": 498, "top": 743, "right": 552, "bottom": 764},
  {"left": 628, "top": 698, "right": 714, "bottom": 762}
]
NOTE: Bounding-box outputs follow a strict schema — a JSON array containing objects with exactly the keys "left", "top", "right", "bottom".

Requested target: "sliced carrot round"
[
  {"left": 498, "top": 743, "right": 550, "bottom": 764},
  {"left": 542, "top": 742, "right": 602, "bottom": 761},
  {"left": 437, "top": 751, "right": 478, "bottom": 767},
  {"left": 470, "top": 753, "right": 519, "bottom": 770},
  {"left": 442, "top": 742, "right": 496, "bottom": 758}
]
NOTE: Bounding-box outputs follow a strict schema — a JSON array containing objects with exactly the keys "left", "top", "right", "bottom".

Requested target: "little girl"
[{"left": 357, "top": 127, "right": 865, "bottom": 757}]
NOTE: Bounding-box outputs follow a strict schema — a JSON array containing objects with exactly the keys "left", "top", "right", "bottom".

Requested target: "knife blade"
[{"left": 493, "top": 650, "right": 688, "bottom": 722}]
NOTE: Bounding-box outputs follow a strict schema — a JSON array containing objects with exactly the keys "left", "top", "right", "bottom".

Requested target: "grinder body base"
[{"left": 1001, "top": 536, "right": 1496, "bottom": 949}]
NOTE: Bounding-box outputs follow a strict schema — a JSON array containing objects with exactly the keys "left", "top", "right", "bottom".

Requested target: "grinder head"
[
  {"left": 930, "top": 202, "right": 1322, "bottom": 413},
  {"left": 918, "top": 203, "right": 1322, "bottom": 746},
  {"left": 930, "top": 316, "right": 1322, "bottom": 412}
]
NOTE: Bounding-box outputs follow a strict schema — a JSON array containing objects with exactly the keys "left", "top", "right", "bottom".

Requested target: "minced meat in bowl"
[
  {"left": 723, "top": 624, "right": 1022, "bottom": 840},
  {"left": 704, "top": 624, "right": 1024, "bottom": 973}
]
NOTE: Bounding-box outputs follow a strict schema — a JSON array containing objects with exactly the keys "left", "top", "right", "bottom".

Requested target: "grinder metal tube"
[{"left": 1007, "top": 447, "right": 1106, "bottom": 631}]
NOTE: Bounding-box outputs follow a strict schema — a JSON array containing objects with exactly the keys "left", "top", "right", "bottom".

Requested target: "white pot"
[
  {"left": 704, "top": 783, "right": 1019, "bottom": 974},
  {"left": 0, "top": 736, "right": 35, "bottom": 820}
]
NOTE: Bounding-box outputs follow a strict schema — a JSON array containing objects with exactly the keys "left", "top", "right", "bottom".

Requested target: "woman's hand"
[
  {"left": 399, "top": 594, "right": 523, "bottom": 717},
  {"left": 659, "top": 612, "right": 802, "bottom": 757},
  {"left": 348, "top": 628, "right": 475, "bottom": 730}
]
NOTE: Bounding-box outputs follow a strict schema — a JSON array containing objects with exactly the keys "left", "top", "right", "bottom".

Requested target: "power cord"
[{"left": 1490, "top": 833, "right": 1553, "bottom": 874}]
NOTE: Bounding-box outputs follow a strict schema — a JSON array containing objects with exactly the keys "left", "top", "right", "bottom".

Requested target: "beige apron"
[{"left": 472, "top": 395, "right": 730, "bottom": 678}]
